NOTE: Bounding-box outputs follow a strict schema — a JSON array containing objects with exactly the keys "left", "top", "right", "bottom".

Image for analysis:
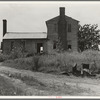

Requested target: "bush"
[
  {"left": 82, "top": 50, "right": 100, "bottom": 62},
  {"left": 9, "top": 48, "right": 26, "bottom": 59},
  {"left": 0, "top": 53, "right": 10, "bottom": 62},
  {"left": 0, "top": 48, "right": 28, "bottom": 62},
  {"left": 0, "top": 54, "right": 6, "bottom": 62},
  {"left": 4, "top": 57, "right": 34, "bottom": 70},
  {"left": 3, "top": 55, "right": 41, "bottom": 71}
]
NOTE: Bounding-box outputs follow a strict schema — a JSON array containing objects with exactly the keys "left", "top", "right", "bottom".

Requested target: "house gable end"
[{"left": 46, "top": 15, "right": 79, "bottom": 24}]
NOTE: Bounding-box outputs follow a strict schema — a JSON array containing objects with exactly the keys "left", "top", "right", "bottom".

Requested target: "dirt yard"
[{"left": 0, "top": 64, "right": 100, "bottom": 96}]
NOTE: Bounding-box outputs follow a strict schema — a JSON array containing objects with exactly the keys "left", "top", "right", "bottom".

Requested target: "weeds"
[{"left": 2, "top": 50, "right": 100, "bottom": 74}]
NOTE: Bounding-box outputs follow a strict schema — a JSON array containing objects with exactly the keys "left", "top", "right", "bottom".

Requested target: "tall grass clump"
[
  {"left": 3, "top": 57, "right": 34, "bottom": 70},
  {"left": 3, "top": 49, "right": 100, "bottom": 74},
  {"left": 38, "top": 52, "right": 81, "bottom": 73},
  {"left": 0, "top": 47, "right": 28, "bottom": 62},
  {"left": 38, "top": 50, "right": 100, "bottom": 73},
  {"left": 3, "top": 55, "right": 41, "bottom": 71}
]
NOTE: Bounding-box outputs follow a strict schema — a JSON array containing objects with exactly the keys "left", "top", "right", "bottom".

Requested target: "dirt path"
[{"left": 0, "top": 65, "right": 100, "bottom": 96}]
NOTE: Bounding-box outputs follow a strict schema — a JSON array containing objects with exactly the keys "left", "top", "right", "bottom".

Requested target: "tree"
[{"left": 78, "top": 24, "right": 100, "bottom": 52}]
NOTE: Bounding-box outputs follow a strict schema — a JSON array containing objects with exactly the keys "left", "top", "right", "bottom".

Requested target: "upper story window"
[{"left": 68, "top": 24, "right": 71, "bottom": 32}]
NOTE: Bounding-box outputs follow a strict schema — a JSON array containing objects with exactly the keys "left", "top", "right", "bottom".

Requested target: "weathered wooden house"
[{"left": 2, "top": 7, "right": 79, "bottom": 54}]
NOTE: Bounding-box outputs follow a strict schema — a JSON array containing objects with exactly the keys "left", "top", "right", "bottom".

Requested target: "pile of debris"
[{"left": 61, "top": 60, "right": 97, "bottom": 77}]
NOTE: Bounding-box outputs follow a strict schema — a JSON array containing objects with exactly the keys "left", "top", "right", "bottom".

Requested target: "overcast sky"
[{"left": 0, "top": 1, "right": 100, "bottom": 42}]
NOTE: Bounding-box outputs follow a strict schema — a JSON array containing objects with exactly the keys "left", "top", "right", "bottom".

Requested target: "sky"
[{"left": 0, "top": 1, "right": 100, "bottom": 43}]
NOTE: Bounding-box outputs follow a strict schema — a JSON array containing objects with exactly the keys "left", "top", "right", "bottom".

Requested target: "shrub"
[
  {"left": 0, "top": 53, "right": 10, "bottom": 62},
  {"left": 0, "top": 54, "right": 6, "bottom": 62},
  {"left": 82, "top": 50, "right": 100, "bottom": 62},
  {"left": 3, "top": 57, "right": 34, "bottom": 70},
  {"left": 3, "top": 56, "right": 41, "bottom": 72},
  {"left": 9, "top": 48, "right": 25, "bottom": 59},
  {"left": 0, "top": 47, "right": 25, "bottom": 62}
]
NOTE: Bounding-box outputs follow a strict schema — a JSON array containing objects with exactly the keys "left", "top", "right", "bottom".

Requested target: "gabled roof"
[
  {"left": 46, "top": 15, "right": 79, "bottom": 23},
  {"left": 3, "top": 32, "right": 47, "bottom": 39}
]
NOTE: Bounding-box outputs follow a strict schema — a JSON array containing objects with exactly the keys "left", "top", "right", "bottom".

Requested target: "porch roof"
[{"left": 3, "top": 32, "right": 47, "bottom": 39}]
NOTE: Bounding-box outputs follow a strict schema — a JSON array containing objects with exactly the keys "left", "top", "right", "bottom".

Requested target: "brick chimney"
[
  {"left": 60, "top": 7, "right": 65, "bottom": 16},
  {"left": 58, "top": 7, "right": 67, "bottom": 50},
  {"left": 3, "top": 19, "right": 7, "bottom": 37}
]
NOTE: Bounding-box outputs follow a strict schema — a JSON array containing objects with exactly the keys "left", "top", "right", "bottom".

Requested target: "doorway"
[{"left": 37, "top": 43, "right": 43, "bottom": 53}]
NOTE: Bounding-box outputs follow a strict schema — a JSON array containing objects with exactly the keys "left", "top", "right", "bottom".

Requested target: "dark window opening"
[
  {"left": 68, "top": 24, "right": 71, "bottom": 32},
  {"left": 11, "top": 41, "right": 14, "bottom": 51},
  {"left": 21, "top": 41, "right": 25, "bottom": 52},
  {"left": 68, "top": 45, "right": 71, "bottom": 50},
  {"left": 53, "top": 42, "right": 57, "bottom": 49},
  {"left": 82, "top": 64, "right": 89, "bottom": 69},
  {"left": 37, "top": 43, "right": 43, "bottom": 53},
  {"left": 53, "top": 41, "right": 58, "bottom": 49}
]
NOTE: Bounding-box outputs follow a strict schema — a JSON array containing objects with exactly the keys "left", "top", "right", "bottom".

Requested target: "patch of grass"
[
  {"left": 0, "top": 75, "right": 24, "bottom": 95},
  {"left": 1, "top": 71, "right": 89, "bottom": 96},
  {"left": 2, "top": 71, "right": 46, "bottom": 89}
]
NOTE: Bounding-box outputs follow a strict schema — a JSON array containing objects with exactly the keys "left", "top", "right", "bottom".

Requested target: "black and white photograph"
[{"left": 0, "top": 1, "right": 100, "bottom": 97}]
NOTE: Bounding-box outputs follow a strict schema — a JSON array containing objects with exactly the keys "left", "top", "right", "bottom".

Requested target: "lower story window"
[
  {"left": 53, "top": 43, "right": 56, "bottom": 49},
  {"left": 67, "top": 40, "right": 72, "bottom": 50},
  {"left": 53, "top": 41, "right": 57, "bottom": 49},
  {"left": 68, "top": 45, "right": 71, "bottom": 50},
  {"left": 21, "top": 41, "right": 25, "bottom": 52},
  {"left": 37, "top": 43, "right": 43, "bottom": 53},
  {"left": 11, "top": 41, "right": 14, "bottom": 51}
]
